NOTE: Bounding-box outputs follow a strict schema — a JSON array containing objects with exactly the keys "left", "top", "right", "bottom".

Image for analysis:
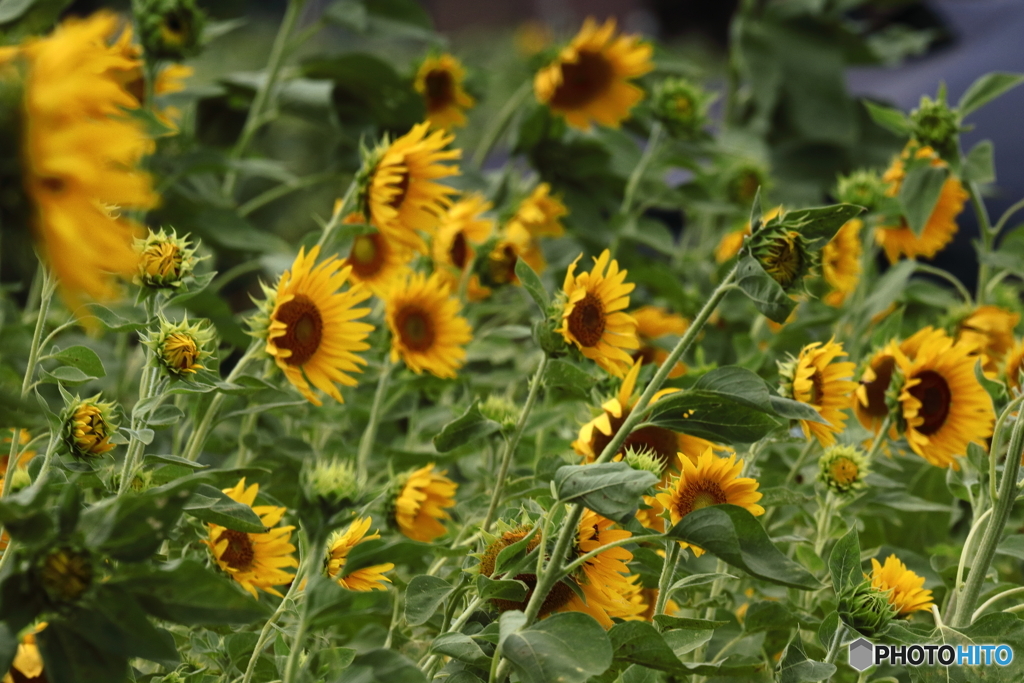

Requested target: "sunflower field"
[{"left": 3, "top": 1, "right": 1024, "bottom": 682}]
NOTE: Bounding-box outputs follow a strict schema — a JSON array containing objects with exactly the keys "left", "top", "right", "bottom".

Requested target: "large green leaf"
[
  {"left": 515, "top": 258, "right": 549, "bottom": 313},
  {"left": 433, "top": 401, "right": 502, "bottom": 453},
  {"left": 404, "top": 575, "right": 454, "bottom": 626},
  {"left": 692, "top": 366, "right": 773, "bottom": 411},
  {"left": 777, "top": 204, "right": 864, "bottom": 244},
  {"left": 65, "top": 586, "right": 178, "bottom": 666},
  {"left": 645, "top": 390, "right": 781, "bottom": 444},
  {"left": 503, "top": 612, "right": 612, "bottom": 683},
  {"left": 862, "top": 100, "right": 912, "bottom": 136},
  {"left": 430, "top": 633, "right": 489, "bottom": 666},
  {"left": 554, "top": 462, "right": 658, "bottom": 523},
  {"left": 958, "top": 72, "right": 1024, "bottom": 118},
  {"left": 735, "top": 256, "right": 798, "bottom": 323},
  {"left": 963, "top": 140, "right": 995, "bottom": 184},
  {"left": 49, "top": 346, "right": 105, "bottom": 379},
  {"left": 777, "top": 632, "right": 835, "bottom": 683},
  {"left": 665, "top": 505, "right": 820, "bottom": 589},
  {"left": 898, "top": 164, "right": 947, "bottom": 237},
  {"left": 36, "top": 622, "right": 127, "bottom": 683},
  {"left": 183, "top": 483, "right": 267, "bottom": 533},
  {"left": 608, "top": 621, "right": 689, "bottom": 673},
  {"left": 338, "top": 649, "right": 428, "bottom": 683},
  {"left": 828, "top": 527, "right": 862, "bottom": 595}
]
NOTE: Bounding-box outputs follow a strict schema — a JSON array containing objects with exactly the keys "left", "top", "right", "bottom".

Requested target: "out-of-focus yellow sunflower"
[
  {"left": 485, "top": 184, "right": 568, "bottom": 285},
  {"left": 785, "top": 339, "right": 857, "bottom": 446},
  {"left": 822, "top": 218, "right": 862, "bottom": 306},
  {"left": 956, "top": 305, "right": 1020, "bottom": 375},
  {"left": 385, "top": 271, "right": 473, "bottom": 378},
  {"left": 414, "top": 53, "right": 475, "bottom": 129},
  {"left": 393, "top": 464, "right": 458, "bottom": 542},
  {"left": 535, "top": 17, "right": 653, "bottom": 130},
  {"left": 621, "top": 575, "right": 679, "bottom": 621},
  {"left": 325, "top": 517, "right": 394, "bottom": 591},
  {"left": 557, "top": 249, "right": 638, "bottom": 377},
  {"left": 895, "top": 334, "right": 995, "bottom": 469},
  {"left": 106, "top": 24, "right": 192, "bottom": 127},
  {"left": 875, "top": 144, "right": 968, "bottom": 264},
  {"left": 432, "top": 193, "right": 494, "bottom": 301},
  {"left": 631, "top": 305, "right": 689, "bottom": 378},
  {"left": 205, "top": 478, "right": 298, "bottom": 598},
  {"left": 1, "top": 429, "right": 35, "bottom": 487},
  {"left": 16, "top": 12, "right": 158, "bottom": 315},
  {"left": 656, "top": 449, "right": 764, "bottom": 557},
  {"left": 340, "top": 213, "right": 413, "bottom": 299},
  {"left": 507, "top": 183, "right": 567, "bottom": 240},
  {"left": 869, "top": 555, "right": 933, "bottom": 617},
  {"left": 261, "top": 246, "right": 374, "bottom": 406},
  {"left": 361, "top": 122, "right": 460, "bottom": 253},
  {"left": 1006, "top": 339, "right": 1024, "bottom": 393},
  {"left": 4, "top": 623, "right": 45, "bottom": 683}
]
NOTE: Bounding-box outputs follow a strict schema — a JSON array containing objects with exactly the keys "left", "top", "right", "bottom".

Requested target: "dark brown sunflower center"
[
  {"left": 275, "top": 294, "right": 323, "bottom": 366},
  {"left": 396, "top": 305, "right": 435, "bottom": 352},
  {"left": 862, "top": 355, "right": 896, "bottom": 418},
  {"left": 632, "top": 341, "right": 659, "bottom": 366},
  {"left": 424, "top": 69, "right": 455, "bottom": 112},
  {"left": 551, "top": 49, "right": 614, "bottom": 109},
  {"left": 763, "top": 233, "right": 803, "bottom": 288},
  {"left": 479, "top": 529, "right": 572, "bottom": 616},
  {"left": 389, "top": 171, "right": 411, "bottom": 209},
  {"left": 810, "top": 370, "right": 824, "bottom": 406},
  {"left": 450, "top": 231, "right": 469, "bottom": 269},
  {"left": 674, "top": 479, "right": 727, "bottom": 517},
  {"left": 909, "top": 370, "right": 951, "bottom": 435},
  {"left": 40, "top": 177, "right": 65, "bottom": 194},
  {"left": 349, "top": 234, "right": 384, "bottom": 278},
  {"left": 567, "top": 292, "right": 606, "bottom": 347},
  {"left": 220, "top": 529, "right": 255, "bottom": 571}
]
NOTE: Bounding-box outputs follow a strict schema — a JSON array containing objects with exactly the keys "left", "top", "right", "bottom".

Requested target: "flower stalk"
[{"left": 183, "top": 339, "right": 262, "bottom": 461}]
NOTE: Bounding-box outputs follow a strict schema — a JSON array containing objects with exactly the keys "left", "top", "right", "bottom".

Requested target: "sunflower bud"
[
  {"left": 533, "top": 314, "right": 567, "bottom": 358},
  {"left": 304, "top": 459, "right": 361, "bottom": 509},
  {"left": 479, "top": 395, "right": 519, "bottom": 431},
  {"left": 725, "top": 162, "right": 768, "bottom": 206},
  {"left": 910, "top": 94, "right": 960, "bottom": 160},
  {"left": 817, "top": 445, "right": 869, "bottom": 494},
  {"left": 748, "top": 225, "right": 814, "bottom": 291},
  {"left": 137, "top": 0, "right": 207, "bottom": 61},
  {"left": 838, "top": 579, "right": 898, "bottom": 638},
  {"left": 135, "top": 228, "right": 200, "bottom": 289},
  {"left": 7, "top": 467, "right": 31, "bottom": 493},
  {"left": 836, "top": 170, "right": 885, "bottom": 211},
  {"left": 145, "top": 316, "right": 213, "bottom": 379},
  {"left": 651, "top": 77, "right": 713, "bottom": 139},
  {"left": 38, "top": 546, "right": 94, "bottom": 603},
  {"left": 63, "top": 396, "right": 117, "bottom": 459},
  {"left": 624, "top": 446, "right": 665, "bottom": 479}
]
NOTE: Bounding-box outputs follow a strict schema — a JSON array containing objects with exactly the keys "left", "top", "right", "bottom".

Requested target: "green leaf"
[
  {"left": 432, "top": 401, "right": 501, "bottom": 453},
  {"left": 692, "top": 366, "right": 773, "bottom": 411},
  {"left": 338, "top": 649, "right": 427, "bottom": 683},
  {"left": 493, "top": 526, "right": 540, "bottom": 577},
  {"left": 302, "top": 53, "right": 425, "bottom": 131},
  {"left": 49, "top": 346, "right": 105, "bottom": 378},
  {"left": 768, "top": 396, "right": 829, "bottom": 425},
  {"left": 645, "top": 390, "right": 781, "bottom": 444},
  {"left": 515, "top": 258, "right": 549, "bottom": 313},
  {"left": 862, "top": 259, "right": 916, "bottom": 320},
  {"left": 82, "top": 304, "right": 147, "bottom": 333},
  {"left": 431, "top": 633, "right": 489, "bottom": 666},
  {"left": 828, "top": 527, "right": 861, "bottom": 595},
  {"left": 779, "top": 204, "right": 865, "bottom": 244},
  {"left": 666, "top": 572, "right": 736, "bottom": 594},
  {"left": 653, "top": 615, "right": 728, "bottom": 631},
  {"left": 554, "top": 462, "right": 658, "bottom": 523},
  {"left": 743, "top": 601, "right": 798, "bottom": 633},
  {"left": 183, "top": 483, "right": 267, "bottom": 533},
  {"left": 41, "top": 366, "right": 96, "bottom": 384},
  {"left": 778, "top": 633, "right": 836, "bottom": 683},
  {"left": 735, "top": 256, "right": 798, "bottom": 324},
  {"left": 404, "top": 575, "right": 454, "bottom": 626},
  {"left": 665, "top": 505, "right": 820, "bottom": 590},
  {"left": 818, "top": 611, "right": 840, "bottom": 651},
  {"left": 503, "top": 612, "right": 613, "bottom": 683},
  {"left": 963, "top": 140, "right": 995, "bottom": 184},
  {"left": 66, "top": 585, "right": 178, "bottom": 666},
  {"left": 143, "top": 453, "right": 208, "bottom": 470},
  {"left": 862, "top": 100, "right": 912, "bottom": 136},
  {"left": 36, "top": 621, "right": 127, "bottom": 683},
  {"left": 543, "top": 359, "right": 597, "bottom": 399},
  {"left": 476, "top": 574, "right": 529, "bottom": 602},
  {"left": 608, "top": 621, "right": 689, "bottom": 673},
  {"left": 899, "top": 164, "right": 947, "bottom": 237},
  {"left": 958, "top": 72, "right": 1024, "bottom": 117}
]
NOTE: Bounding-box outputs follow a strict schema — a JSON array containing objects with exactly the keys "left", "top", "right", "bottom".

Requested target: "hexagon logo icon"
[{"left": 848, "top": 638, "right": 874, "bottom": 672}]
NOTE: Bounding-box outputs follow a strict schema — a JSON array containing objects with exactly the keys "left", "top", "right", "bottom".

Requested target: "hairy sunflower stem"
[
  {"left": 357, "top": 358, "right": 393, "bottom": 480},
  {"left": 968, "top": 181, "right": 994, "bottom": 303},
  {"left": 914, "top": 263, "right": 972, "bottom": 304},
  {"left": 824, "top": 622, "right": 847, "bottom": 665},
  {"left": 282, "top": 527, "right": 313, "bottom": 683},
  {"left": 471, "top": 80, "right": 531, "bottom": 170},
  {"left": 184, "top": 340, "right": 262, "bottom": 461},
  {"left": 864, "top": 416, "right": 892, "bottom": 462},
  {"left": 989, "top": 395, "right": 1024, "bottom": 505},
  {"left": 620, "top": 121, "right": 663, "bottom": 216},
  {"left": 241, "top": 559, "right": 307, "bottom": 683},
  {"left": 118, "top": 300, "right": 160, "bottom": 496},
  {"left": 654, "top": 541, "right": 681, "bottom": 616},
  {"left": 315, "top": 180, "right": 357, "bottom": 249},
  {"left": 971, "top": 585, "right": 1024, "bottom": 622}
]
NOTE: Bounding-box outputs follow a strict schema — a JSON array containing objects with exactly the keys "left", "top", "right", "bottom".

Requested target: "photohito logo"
[{"left": 848, "top": 637, "right": 1014, "bottom": 671}]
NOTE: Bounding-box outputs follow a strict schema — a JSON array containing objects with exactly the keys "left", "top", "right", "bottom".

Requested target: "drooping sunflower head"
[
  {"left": 392, "top": 464, "right": 458, "bottom": 542},
  {"left": 507, "top": 183, "right": 568, "bottom": 240},
  {"left": 414, "top": 53, "right": 476, "bottom": 129},
  {"left": 534, "top": 17, "right": 653, "bottom": 130},
  {"left": 955, "top": 305, "right": 1020, "bottom": 375},
  {"left": 631, "top": 305, "right": 689, "bottom": 378},
  {"left": 781, "top": 339, "right": 857, "bottom": 446},
  {"left": 137, "top": 0, "right": 207, "bottom": 61},
  {"left": 63, "top": 394, "right": 118, "bottom": 459},
  {"left": 478, "top": 525, "right": 571, "bottom": 614},
  {"left": 655, "top": 448, "right": 764, "bottom": 557},
  {"left": 1006, "top": 339, "right": 1024, "bottom": 394},
  {"left": 651, "top": 76, "right": 713, "bottom": 139},
  {"left": 714, "top": 205, "right": 782, "bottom": 264},
  {"left": 257, "top": 246, "right": 374, "bottom": 406},
  {"left": 325, "top": 517, "right": 394, "bottom": 592},
  {"left": 896, "top": 334, "right": 995, "bottom": 469},
  {"left": 357, "top": 123, "right": 461, "bottom": 253},
  {"left": 385, "top": 271, "right": 473, "bottom": 379},
  {"left": 817, "top": 445, "right": 870, "bottom": 495},
  {"left": 749, "top": 226, "right": 813, "bottom": 292},
  {"left": 724, "top": 161, "right": 768, "bottom": 206},
  {"left": 870, "top": 554, "right": 934, "bottom": 617},
  {"left": 557, "top": 250, "right": 638, "bottom": 377},
  {"left": 145, "top": 315, "right": 214, "bottom": 379},
  {"left": 204, "top": 478, "right": 298, "bottom": 598},
  {"left": 135, "top": 227, "right": 200, "bottom": 289},
  {"left": 821, "top": 218, "right": 863, "bottom": 307}
]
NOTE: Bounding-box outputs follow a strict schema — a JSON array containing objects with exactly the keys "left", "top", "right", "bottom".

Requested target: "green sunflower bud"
[
  {"left": 748, "top": 225, "right": 814, "bottom": 291},
  {"left": 144, "top": 316, "right": 214, "bottom": 379},
  {"left": 838, "top": 578, "right": 898, "bottom": 638},
  {"left": 135, "top": 228, "right": 200, "bottom": 289},
  {"left": 62, "top": 395, "right": 118, "bottom": 460},
  {"left": 724, "top": 161, "right": 769, "bottom": 206},
  {"left": 910, "top": 94, "right": 960, "bottom": 160},
  {"left": 651, "top": 77, "right": 713, "bottom": 139},
  {"left": 836, "top": 169, "right": 885, "bottom": 211},
  {"left": 138, "top": 0, "right": 207, "bottom": 61},
  {"left": 304, "top": 458, "right": 361, "bottom": 509},
  {"left": 533, "top": 313, "right": 567, "bottom": 359},
  {"left": 479, "top": 395, "right": 519, "bottom": 431},
  {"left": 624, "top": 446, "right": 665, "bottom": 479},
  {"left": 817, "top": 445, "right": 869, "bottom": 495}
]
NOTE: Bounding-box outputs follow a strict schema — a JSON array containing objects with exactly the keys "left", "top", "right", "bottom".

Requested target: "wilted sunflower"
[
  {"left": 821, "top": 218, "right": 863, "bottom": 307},
  {"left": 15, "top": 12, "right": 158, "bottom": 315},
  {"left": 5, "top": 623, "right": 45, "bottom": 683},
  {"left": 359, "top": 122, "right": 460, "bottom": 253},
  {"left": 1005, "top": 339, "right": 1024, "bottom": 393},
  {"left": 325, "top": 517, "right": 394, "bottom": 591},
  {"left": 875, "top": 144, "right": 968, "bottom": 264},
  {"left": 632, "top": 306, "right": 689, "bottom": 378},
  {"left": 535, "top": 17, "right": 653, "bottom": 130},
  {"left": 260, "top": 246, "right": 374, "bottom": 406},
  {"left": 558, "top": 249, "right": 638, "bottom": 377},
  {"left": 956, "top": 305, "right": 1020, "bottom": 375},
  {"left": 205, "top": 478, "right": 298, "bottom": 598},
  {"left": 414, "top": 53, "right": 475, "bottom": 129},
  {"left": 783, "top": 339, "right": 857, "bottom": 446},
  {"left": 432, "top": 193, "right": 494, "bottom": 301},
  {"left": 393, "top": 464, "right": 458, "bottom": 542},
  {"left": 655, "top": 448, "right": 764, "bottom": 557},
  {"left": 896, "top": 334, "right": 995, "bottom": 469},
  {"left": 385, "top": 271, "right": 472, "bottom": 379},
  {"left": 869, "top": 555, "right": 934, "bottom": 617}
]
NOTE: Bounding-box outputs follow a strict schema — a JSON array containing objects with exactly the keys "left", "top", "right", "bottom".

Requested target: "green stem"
[
  {"left": 993, "top": 195, "right": 1024, "bottom": 235},
  {"left": 914, "top": 263, "right": 972, "bottom": 304},
  {"left": 239, "top": 172, "right": 341, "bottom": 217},
  {"left": 814, "top": 492, "right": 835, "bottom": 557},
  {"left": 481, "top": 355, "right": 549, "bottom": 533},
  {"left": 357, "top": 358, "right": 392, "bottom": 480},
  {"left": 653, "top": 542, "right": 680, "bottom": 616},
  {"left": 471, "top": 80, "right": 532, "bottom": 170},
  {"left": 241, "top": 562, "right": 306, "bottom": 683},
  {"left": 824, "top": 622, "right": 846, "bottom": 665},
  {"left": 988, "top": 395, "right": 1024, "bottom": 504},
  {"left": 865, "top": 415, "right": 892, "bottom": 462},
  {"left": 971, "top": 585, "right": 1024, "bottom": 622},
  {"left": 946, "top": 506, "right": 992, "bottom": 623},
  {"left": 620, "top": 122, "right": 664, "bottom": 216},
  {"left": 969, "top": 182, "right": 994, "bottom": 303},
  {"left": 183, "top": 340, "right": 262, "bottom": 461},
  {"left": 282, "top": 529, "right": 312, "bottom": 683},
  {"left": 315, "top": 180, "right": 357, "bottom": 250}
]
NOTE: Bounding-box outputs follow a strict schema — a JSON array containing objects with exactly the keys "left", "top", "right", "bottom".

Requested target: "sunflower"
[
  {"left": 17, "top": 12, "right": 158, "bottom": 315},
  {"left": 432, "top": 193, "right": 494, "bottom": 301},
  {"left": 714, "top": 206, "right": 783, "bottom": 264},
  {"left": 414, "top": 53, "right": 476, "bottom": 129},
  {"left": 260, "top": 246, "right": 373, "bottom": 406},
  {"left": 4, "top": 623, "right": 45, "bottom": 683},
  {"left": 956, "top": 305, "right": 1020, "bottom": 375},
  {"left": 622, "top": 580, "right": 679, "bottom": 621},
  {"left": 896, "top": 334, "right": 995, "bottom": 469},
  {"left": 1, "top": 428, "right": 36, "bottom": 490},
  {"left": 785, "top": 339, "right": 857, "bottom": 446},
  {"left": 558, "top": 250, "right": 638, "bottom": 377},
  {"left": 107, "top": 24, "right": 193, "bottom": 128},
  {"left": 385, "top": 271, "right": 472, "bottom": 378},
  {"left": 875, "top": 144, "right": 968, "bottom": 264},
  {"left": 205, "top": 478, "right": 298, "bottom": 598},
  {"left": 535, "top": 17, "right": 653, "bottom": 130},
  {"left": 360, "top": 122, "right": 460, "bottom": 253},
  {"left": 655, "top": 448, "right": 764, "bottom": 557},
  {"left": 507, "top": 183, "right": 568, "bottom": 240},
  {"left": 485, "top": 222, "right": 545, "bottom": 287},
  {"left": 822, "top": 218, "right": 863, "bottom": 306},
  {"left": 341, "top": 214, "right": 414, "bottom": 299},
  {"left": 393, "top": 464, "right": 458, "bottom": 542},
  {"left": 325, "top": 517, "right": 394, "bottom": 591},
  {"left": 632, "top": 306, "right": 689, "bottom": 378},
  {"left": 1005, "top": 339, "right": 1024, "bottom": 393},
  {"left": 869, "top": 555, "right": 933, "bottom": 617}
]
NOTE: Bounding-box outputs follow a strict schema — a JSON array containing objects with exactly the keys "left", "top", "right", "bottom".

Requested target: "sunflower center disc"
[
  {"left": 909, "top": 370, "right": 952, "bottom": 435},
  {"left": 862, "top": 355, "right": 896, "bottom": 418},
  {"left": 633, "top": 343, "right": 659, "bottom": 366},
  {"left": 678, "top": 479, "right": 727, "bottom": 515},
  {"left": 220, "top": 529, "right": 255, "bottom": 571},
  {"left": 450, "top": 231, "right": 468, "bottom": 269},
  {"left": 350, "top": 234, "right": 383, "bottom": 277},
  {"left": 551, "top": 49, "right": 614, "bottom": 109},
  {"left": 40, "top": 176, "right": 65, "bottom": 194},
  {"left": 810, "top": 370, "right": 825, "bottom": 406},
  {"left": 389, "top": 170, "right": 411, "bottom": 209},
  {"left": 398, "top": 306, "right": 435, "bottom": 351},
  {"left": 425, "top": 69, "right": 455, "bottom": 112},
  {"left": 568, "top": 292, "right": 606, "bottom": 347},
  {"left": 275, "top": 294, "right": 324, "bottom": 366}
]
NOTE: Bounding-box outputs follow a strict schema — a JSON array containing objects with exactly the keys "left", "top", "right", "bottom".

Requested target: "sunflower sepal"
[
  {"left": 134, "top": 228, "right": 205, "bottom": 292},
  {"left": 61, "top": 394, "right": 119, "bottom": 460},
  {"left": 838, "top": 578, "right": 899, "bottom": 638}
]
